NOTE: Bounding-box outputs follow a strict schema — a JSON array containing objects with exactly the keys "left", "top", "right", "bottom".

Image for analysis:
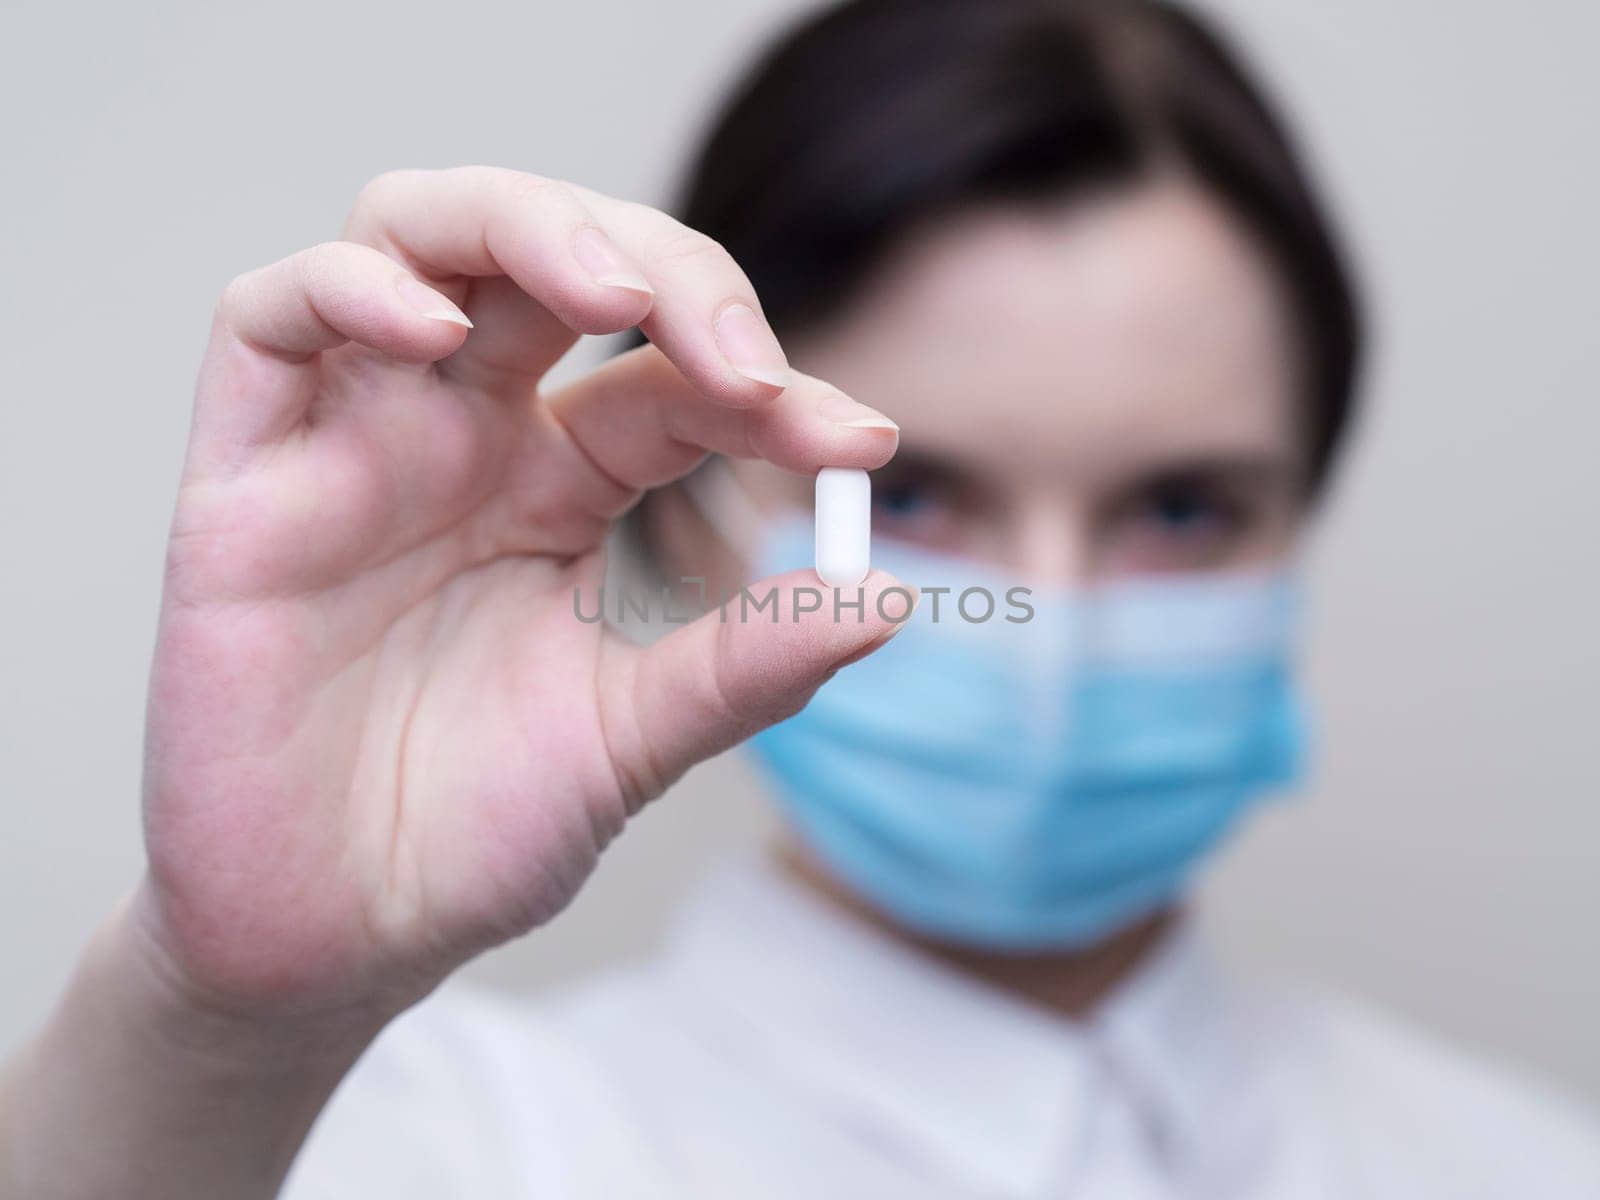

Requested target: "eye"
[
  {"left": 1145, "top": 482, "right": 1229, "bottom": 533},
  {"left": 868, "top": 460, "right": 973, "bottom": 551},
  {"left": 1103, "top": 474, "right": 1255, "bottom": 573},
  {"left": 877, "top": 480, "right": 931, "bottom": 519}
]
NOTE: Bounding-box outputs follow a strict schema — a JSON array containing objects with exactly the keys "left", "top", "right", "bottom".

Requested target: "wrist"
[
  {"left": 1, "top": 883, "right": 403, "bottom": 1200},
  {"left": 105, "top": 881, "right": 401, "bottom": 1076}
]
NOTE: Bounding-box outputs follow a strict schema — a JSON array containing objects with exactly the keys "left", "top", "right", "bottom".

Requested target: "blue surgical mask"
[
  {"left": 743, "top": 512, "right": 1308, "bottom": 951},
  {"left": 682, "top": 465, "right": 1309, "bottom": 951}
]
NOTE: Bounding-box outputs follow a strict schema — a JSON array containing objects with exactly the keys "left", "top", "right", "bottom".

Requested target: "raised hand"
[{"left": 139, "top": 166, "right": 904, "bottom": 1026}]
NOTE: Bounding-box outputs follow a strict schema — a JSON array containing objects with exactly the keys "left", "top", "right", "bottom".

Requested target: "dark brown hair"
[{"left": 660, "top": 0, "right": 1363, "bottom": 489}]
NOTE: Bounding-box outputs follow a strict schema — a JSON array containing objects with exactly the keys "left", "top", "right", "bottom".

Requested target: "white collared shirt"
[{"left": 285, "top": 857, "right": 1600, "bottom": 1198}]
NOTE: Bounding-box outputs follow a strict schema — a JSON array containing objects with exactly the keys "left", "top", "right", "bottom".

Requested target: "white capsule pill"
[{"left": 815, "top": 467, "right": 871, "bottom": 587}]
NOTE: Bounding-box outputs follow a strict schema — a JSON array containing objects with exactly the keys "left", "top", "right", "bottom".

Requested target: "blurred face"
[{"left": 669, "top": 177, "right": 1310, "bottom": 589}]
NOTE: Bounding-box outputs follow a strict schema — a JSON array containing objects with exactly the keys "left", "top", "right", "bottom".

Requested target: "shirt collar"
[
  {"left": 657, "top": 854, "right": 1247, "bottom": 1196},
  {"left": 1088, "top": 915, "right": 1255, "bottom": 1172}
]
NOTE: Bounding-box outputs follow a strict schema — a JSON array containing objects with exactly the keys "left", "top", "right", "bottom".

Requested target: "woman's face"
[{"left": 670, "top": 178, "right": 1309, "bottom": 588}]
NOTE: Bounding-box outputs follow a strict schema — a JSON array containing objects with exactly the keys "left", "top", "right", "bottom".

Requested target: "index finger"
[
  {"left": 344, "top": 167, "right": 795, "bottom": 409},
  {"left": 506, "top": 345, "right": 898, "bottom": 554}
]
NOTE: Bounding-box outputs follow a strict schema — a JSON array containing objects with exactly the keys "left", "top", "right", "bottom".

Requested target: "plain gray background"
[{"left": 2, "top": 0, "right": 1596, "bottom": 1108}]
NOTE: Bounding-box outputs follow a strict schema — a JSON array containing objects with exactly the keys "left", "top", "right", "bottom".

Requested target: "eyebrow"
[
  {"left": 1118, "top": 452, "right": 1302, "bottom": 490},
  {"left": 878, "top": 445, "right": 1302, "bottom": 492},
  {"left": 870, "top": 447, "right": 963, "bottom": 479}
]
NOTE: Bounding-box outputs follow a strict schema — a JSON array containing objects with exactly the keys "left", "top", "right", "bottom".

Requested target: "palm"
[
  {"left": 136, "top": 168, "right": 901, "bottom": 1019},
  {"left": 148, "top": 345, "right": 602, "bottom": 1008}
]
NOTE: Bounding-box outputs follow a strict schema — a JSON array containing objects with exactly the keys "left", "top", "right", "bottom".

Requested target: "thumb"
[{"left": 599, "top": 569, "right": 912, "bottom": 805}]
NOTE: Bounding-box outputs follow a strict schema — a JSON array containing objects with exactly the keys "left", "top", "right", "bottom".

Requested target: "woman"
[{"left": 4, "top": 0, "right": 1596, "bottom": 1196}]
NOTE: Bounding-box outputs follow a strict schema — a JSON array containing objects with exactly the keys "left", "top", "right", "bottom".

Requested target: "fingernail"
[
  {"left": 715, "top": 303, "right": 789, "bottom": 387},
  {"left": 818, "top": 393, "right": 898, "bottom": 431},
  {"left": 573, "top": 227, "right": 654, "bottom": 295},
  {"left": 398, "top": 276, "right": 472, "bottom": 328}
]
